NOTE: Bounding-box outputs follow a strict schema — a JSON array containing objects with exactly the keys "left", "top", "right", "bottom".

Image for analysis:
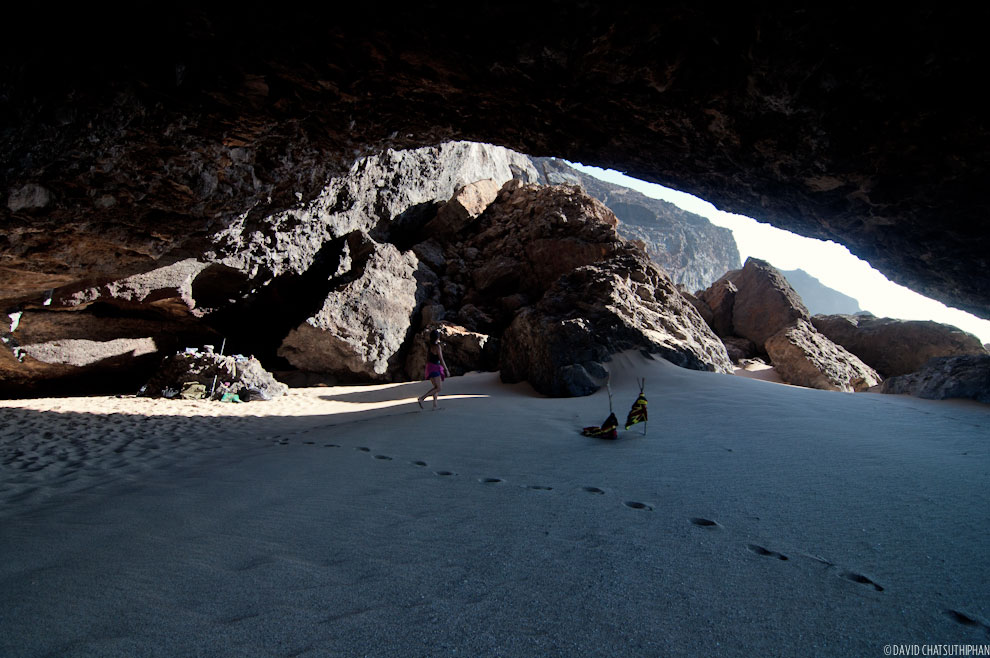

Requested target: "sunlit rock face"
[
  {"left": 531, "top": 158, "right": 740, "bottom": 291},
  {"left": 3, "top": 4, "right": 990, "bottom": 320}
]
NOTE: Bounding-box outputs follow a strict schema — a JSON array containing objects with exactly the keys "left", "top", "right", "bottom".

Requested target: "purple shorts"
[{"left": 425, "top": 363, "right": 445, "bottom": 380}]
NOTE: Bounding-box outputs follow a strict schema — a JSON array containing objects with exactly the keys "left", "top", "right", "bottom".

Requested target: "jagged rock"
[
  {"left": 0, "top": 308, "right": 218, "bottom": 396},
  {"left": 49, "top": 259, "right": 251, "bottom": 320},
  {"left": 722, "top": 336, "right": 758, "bottom": 363},
  {"left": 454, "top": 181, "right": 622, "bottom": 301},
  {"left": 142, "top": 350, "right": 287, "bottom": 401},
  {"left": 277, "top": 238, "right": 424, "bottom": 380},
  {"left": 680, "top": 289, "right": 714, "bottom": 327},
  {"left": 501, "top": 249, "right": 733, "bottom": 397},
  {"left": 423, "top": 179, "right": 501, "bottom": 237},
  {"left": 6, "top": 183, "right": 53, "bottom": 212},
  {"left": 207, "top": 142, "right": 538, "bottom": 281},
  {"left": 765, "top": 319, "right": 881, "bottom": 392},
  {"left": 879, "top": 355, "right": 990, "bottom": 403},
  {"left": 404, "top": 323, "right": 498, "bottom": 381},
  {"left": 811, "top": 313, "right": 987, "bottom": 377},
  {"left": 532, "top": 158, "right": 740, "bottom": 290},
  {"left": 411, "top": 239, "right": 446, "bottom": 270},
  {"left": 719, "top": 258, "right": 810, "bottom": 348},
  {"left": 699, "top": 279, "right": 738, "bottom": 338},
  {"left": 418, "top": 303, "right": 446, "bottom": 328}
]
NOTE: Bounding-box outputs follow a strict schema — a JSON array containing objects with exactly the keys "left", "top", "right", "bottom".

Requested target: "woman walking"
[{"left": 418, "top": 329, "right": 448, "bottom": 410}]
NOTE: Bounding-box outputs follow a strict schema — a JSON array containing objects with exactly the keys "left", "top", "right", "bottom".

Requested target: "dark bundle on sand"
[{"left": 141, "top": 350, "right": 288, "bottom": 401}]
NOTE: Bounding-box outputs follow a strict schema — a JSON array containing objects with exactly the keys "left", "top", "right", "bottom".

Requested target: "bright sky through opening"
[{"left": 569, "top": 162, "right": 990, "bottom": 344}]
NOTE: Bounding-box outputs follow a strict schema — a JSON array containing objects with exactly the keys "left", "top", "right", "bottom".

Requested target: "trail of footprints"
[{"left": 267, "top": 434, "right": 990, "bottom": 633}]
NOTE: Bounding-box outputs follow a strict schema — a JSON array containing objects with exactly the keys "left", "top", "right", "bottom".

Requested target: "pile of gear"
[{"left": 140, "top": 345, "right": 288, "bottom": 402}]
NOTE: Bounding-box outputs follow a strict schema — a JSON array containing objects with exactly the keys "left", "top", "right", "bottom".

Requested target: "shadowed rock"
[
  {"left": 879, "top": 355, "right": 990, "bottom": 403},
  {"left": 812, "top": 314, "right": 988, "bottom": 377},
  {"left": 501, "top": 249, "right": 733, "bottom": 396}
]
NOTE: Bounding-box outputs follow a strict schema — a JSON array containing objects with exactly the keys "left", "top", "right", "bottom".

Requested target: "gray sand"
[{"left": 2, "top": 354, "right": 988, "bottom": 656}]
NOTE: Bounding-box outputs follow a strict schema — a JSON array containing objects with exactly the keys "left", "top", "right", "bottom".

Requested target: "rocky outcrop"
[
  {"left": 414, "top": 180, "right": 734, "bottom": 396},
  {"left": 879, "top": 355, "right": 990, "bottom": 403},
  {"left": 765, "top": 320, "right": 881, "bottom": 392},
  {"left": 0, "top": 307, "right": 218, "bottom": 396},
  {"left": 722, "top": 337, "right": 758, "bottom": 363},
  {"left": 781, "top": 270, "right": 862, "bottom": 316},
  {"left": 207, "top": 142, "right": 539, "bottom": 281},
  {"left": 277, "top": 237, "right": 425, "bottom": 381},
  {"left": 533, "top": 158, "right": 740, "bottom": 291},
  {"left": 811, "top": 314, "right": 988, "bottom": 378},
  {"left": 404, "top": 324, "right": 499, "bottom": 381},
  {"left": 694, "top": 258, "right": 887, "bottom": 392},
  {"left": 1, "top": 143, "right": 537, "bottom": 395},
  {"left": 423, "top": 179, "right": 502, "bottom": 238},
  {"left": 501, "top": 249, "right": 733, "bottom": 396},
  {"left": 723, "top": 258, "right": 810, "bottom": 347},
  {"left": 699, "top": 279, "right": 738, "bottom": 339}
]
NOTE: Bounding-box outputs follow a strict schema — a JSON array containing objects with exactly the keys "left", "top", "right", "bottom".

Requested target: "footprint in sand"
[
  {"left": 624, "top": 501, "right": 653, "bottom": 511},
  {"left": 746, "top": 544, "right": 789, "bottom": 561},
  {"left": 304, "top": 441, "right": 315, "bottom": 445},
  {"left": 838, "top": 570, "right": 884, "bottom": 592},
  {"left": 582, "top": 487, "right": 605, "bottom": 495},
  {"left": 527, "top": 485, "right": 553, "bottom": 491},
  {"left": 324, "top": 444, "right": 340, "bottom": 448},
  {"left": 944, "top": 609, "right": 990, "bottom": 633},
  {"left": 689, "top": 517, "right": 719, "bottom": 528},
  {"left": 411, "top": 461, "right": 427, "bottom": 467},
  {"left": 480, "top": 477, "right": 503, "bottom": 484},
  {"left": 434, "top": 471, "right": 456, "bottom": 477},
  {"left": 356, "top": 447, "right": 370, "bottom": 452},
  {"left": 374, "top": 455, "right": 392, "bottom": 461}
]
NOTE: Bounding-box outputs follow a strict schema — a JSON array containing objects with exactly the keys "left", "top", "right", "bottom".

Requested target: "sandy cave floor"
[{"left": 1, "top": 354, "right": 989, "bottom": 657}]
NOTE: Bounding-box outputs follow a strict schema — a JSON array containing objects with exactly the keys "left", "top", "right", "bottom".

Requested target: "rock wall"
[
  {"left": 1, "top": 143, "right": 539, "bottom": 393},
  {"left": 532, "top": 158, "right": 740, "bottom": 291},
  {"left": 1, "top": 142, "right": 733, "bottom": 396}
]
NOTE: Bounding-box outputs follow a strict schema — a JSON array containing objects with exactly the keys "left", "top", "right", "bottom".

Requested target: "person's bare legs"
[
  {"left": 418, "top": 376, "right": 442, "bottom": 409},
  {"left": 430, "top": 376, "right": 442, "bottom": 409}
]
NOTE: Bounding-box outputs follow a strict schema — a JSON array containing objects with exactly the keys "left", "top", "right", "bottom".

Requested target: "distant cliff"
[
  {"left": 780, "top": 269, "right": 862, "bottom": 316},
  {"left": 531, "top": 158, "right": 740, "bottom": 291}
]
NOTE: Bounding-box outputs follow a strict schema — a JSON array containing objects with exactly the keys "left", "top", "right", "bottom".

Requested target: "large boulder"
[
  {"left": 501, "top": 249, "right": 733, "bottom": 397},
  {"left": 404, "top": 323, "right": 499, "bottom": 381},
  {"left": 811, "top": 313, "right": 988, "bottom": 377},
  {"left": 422, "top": 179, "right": 501, "bottom": 237},
  {"left": 879, "top": 355, "right": 990, "bottom": 403},
  {"left": 210, "top": 142, "right": 539, "bottom": 279},
  {"left": 277, "top": 237, "right": 425, "bottom": 380},
  {"left": 461, "top": 180, "right": 622, "bottom": 296},
  {"left": 765, "top": 319, "right": 881, "bottom": 392},
  {"left": 724, "top": 258, "right": 810, "bottom": 347},
  {"left": 699, "top": 278, "right": 738, "bottom": 338}
]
